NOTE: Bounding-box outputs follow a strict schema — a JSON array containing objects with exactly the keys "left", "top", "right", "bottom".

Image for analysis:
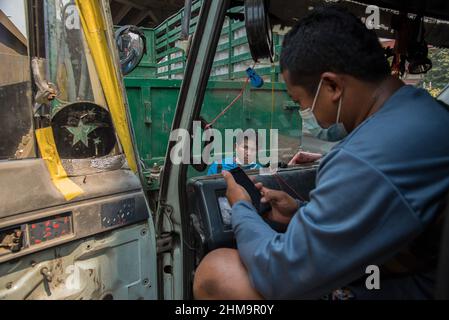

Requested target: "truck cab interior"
[
  {"left": 163, "top": 0, "right": 449, "bottom": 300},
  {"left": 2, "top": 0, "right": 449, "bottom": 300}
]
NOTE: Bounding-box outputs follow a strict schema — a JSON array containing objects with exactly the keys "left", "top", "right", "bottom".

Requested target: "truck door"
[{"left": 0, "top": 0, "right": 157, "bottom": 300}]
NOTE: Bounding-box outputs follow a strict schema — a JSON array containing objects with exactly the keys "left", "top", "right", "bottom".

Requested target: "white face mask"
[{"left": 300, "top": 79, "right": 348, "bottom": 142}]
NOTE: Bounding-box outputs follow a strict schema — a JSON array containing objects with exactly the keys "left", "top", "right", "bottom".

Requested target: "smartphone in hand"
[{"left": 229, "top": 167, "right": 271, "bottom": 215}]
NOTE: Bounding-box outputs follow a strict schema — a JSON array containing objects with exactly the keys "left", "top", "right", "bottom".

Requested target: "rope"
[
  {"left": 205, "top": 62, "right": 256, "bottom": 129},
  {"left": 205, "top": 77, "right": 250, "bottom": 129}
]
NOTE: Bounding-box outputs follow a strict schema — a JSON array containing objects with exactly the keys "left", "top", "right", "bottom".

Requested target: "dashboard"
[{"left": 187, "top": 166, "right": 318, "bottom": 252}]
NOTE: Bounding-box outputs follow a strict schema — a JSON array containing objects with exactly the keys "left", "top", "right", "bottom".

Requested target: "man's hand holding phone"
[
  {"left": 222, "top": 170, "right": 252, "bottom": 206},
  {"left": 223, "top": 170, "right": 299, "bottom": 226},
  {"left": 255, "top": 183, "right": 299, "bottom": 225}
]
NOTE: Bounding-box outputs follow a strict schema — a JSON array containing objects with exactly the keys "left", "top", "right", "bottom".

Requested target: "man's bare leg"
[{"left": 193, "top": 248, "right": 264, "bottom": 300}]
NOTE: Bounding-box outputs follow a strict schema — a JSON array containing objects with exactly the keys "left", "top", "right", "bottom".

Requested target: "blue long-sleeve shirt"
[{"left": 231, "top": 85, "right": 449, "bottom": 299}]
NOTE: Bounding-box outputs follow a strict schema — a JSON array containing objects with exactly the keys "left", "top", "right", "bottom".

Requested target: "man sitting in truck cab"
[{"left": 193, "top": 6, "right": 449, "bottom": 300}]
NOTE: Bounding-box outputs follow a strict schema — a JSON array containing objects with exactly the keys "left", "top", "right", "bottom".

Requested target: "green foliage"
[{"left": 420, "top": 48, "right": 449, "bottom": 97}]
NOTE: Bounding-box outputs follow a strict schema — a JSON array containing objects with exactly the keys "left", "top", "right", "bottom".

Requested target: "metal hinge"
[{"left": 156, "top": 233, "right": 174, "bottom": 254}]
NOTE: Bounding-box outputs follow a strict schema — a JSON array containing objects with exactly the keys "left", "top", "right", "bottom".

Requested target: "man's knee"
[
  {"left": 193, "top": 249, "right": 233, "bottom": 299},
  {"left": 193, "top": 248, "right": 263, "bottom": 300}
]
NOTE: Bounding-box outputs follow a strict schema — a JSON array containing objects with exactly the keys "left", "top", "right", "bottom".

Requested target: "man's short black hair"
[{"left": 280, "top": 6, "right": 391, "bottom": 93}]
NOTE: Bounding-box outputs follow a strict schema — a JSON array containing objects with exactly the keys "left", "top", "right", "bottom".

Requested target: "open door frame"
[{"left": 156, "top": 0, "right": 231, "bottom": 300}]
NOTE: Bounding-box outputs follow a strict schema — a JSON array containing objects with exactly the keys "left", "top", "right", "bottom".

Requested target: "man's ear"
[{"left": 321, "top": 72, "right": 344, "bottom": 103}]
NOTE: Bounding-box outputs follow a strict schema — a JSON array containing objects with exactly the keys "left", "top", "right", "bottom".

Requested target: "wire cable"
[
  {"left": 273, "top": 173, "right": 306, "bottom": 202},
  {"left": 205, "top": 77, "right": 250, "bottom": 129},
  {"left": 205, "top": 62, "right": 257, "bottom": 129}
]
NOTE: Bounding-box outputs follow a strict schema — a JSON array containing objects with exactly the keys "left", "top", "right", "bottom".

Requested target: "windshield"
[{"left": 193, "top": 6, "right": 302, "bottom": 177}]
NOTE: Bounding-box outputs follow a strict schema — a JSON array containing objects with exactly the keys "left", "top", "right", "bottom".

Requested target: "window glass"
[
  {"left": 0, "top": 1, "right": 35, "bottom": 160},
  {"left": 45, "top": 0, "right": 119, "bottom": 161},
  {"left": 45, "top": 0, "right": 107, "bottom": 109},
  {"left": 196, "top": 6, "right": 302, "bottom": 177}
]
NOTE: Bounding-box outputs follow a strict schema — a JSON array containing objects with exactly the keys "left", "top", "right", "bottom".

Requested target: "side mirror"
[{"left": 115, "top": 25, "right": 147, "bottom": 76}]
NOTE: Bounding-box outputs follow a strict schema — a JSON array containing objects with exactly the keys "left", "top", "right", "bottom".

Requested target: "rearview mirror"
[{"left": 115, "top": 25, "right": 147, "bottom": 76}]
